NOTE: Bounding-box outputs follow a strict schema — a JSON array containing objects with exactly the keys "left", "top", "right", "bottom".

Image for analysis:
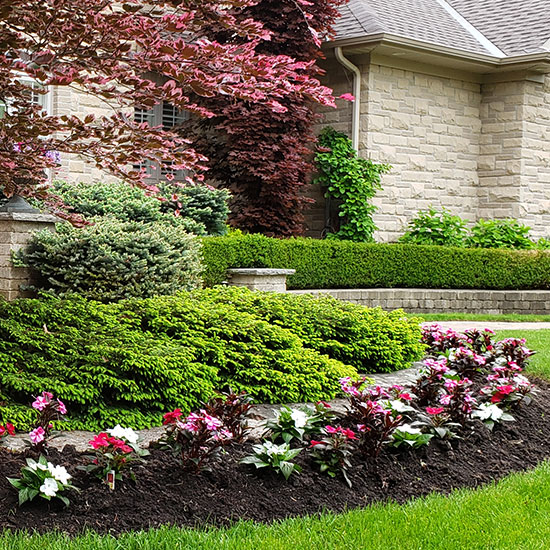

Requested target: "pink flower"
[
  {"left": 399, "top": 393, "right": 413, "bottom": 401},
  {"left": 316, "top": 400, "right": 331, "bottom": 409},
  {"left": 57, "top": 400, "right": 67, "bottom": 415},
  {"left": 341, "top": 428, "right": 357, "bottom": 440},
  {"left": 325, "top": 425, "right": 338, "bottom": 434},
  {"left": 426, "top": 407, "right": 445, "bottom": 415},
  {"left": 32, "top": 395, "right": 49, "bottom": 411},
  {"left": 356, "top": 424, "right": 366, "bottom": 432},
  {"left": 29, "top": 426, "right": 45, "bottom": 444},
  {"left": 439, "top": 394, "right": 451, "bottom": 406},
  {"left": 310, "top": 440, "right": 323, "bottom": 447},
  {"left": 202, "top": 412, "right": 222, "bottom": 431},
  {"left": 338, "top": 93, "right": 355, "bottom": 101},
  {"left": 89, "top": 432, "right": 110, "bottom": 449}
]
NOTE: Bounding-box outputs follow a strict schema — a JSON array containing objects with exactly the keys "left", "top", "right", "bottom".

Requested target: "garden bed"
[{"left": 1, "top": 378, "right": 550, "bottom": 536}]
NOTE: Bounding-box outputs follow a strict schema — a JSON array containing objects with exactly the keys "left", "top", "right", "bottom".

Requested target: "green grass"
[
  {"left": 495, "top": 329, "right": 550, "bottom": 381},
  {"left": 3, "top": 461, "right": 550, "bottom": 549},
  {"left": 418, "top": 313, "right": 550, "bottom": 323}
]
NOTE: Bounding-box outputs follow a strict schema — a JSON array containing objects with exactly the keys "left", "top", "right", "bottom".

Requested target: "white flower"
[
  {"left": 290, "top": 409, "right": 308, "bottom": 428},
  {"left": 107, "top": 425, "right": 139, "bottom": 444},
  {"left": 397, "top": 424, "right": 422, "bottom": 435},
  {"left": 47, "top": 463, "right": 71, "bottom": 485},
  {"left": 28, "top": 461, "right": 48, "bottom": 472},
  {"left": 474, "top": 403, "right": 503, "bottom": 421},
  {"left": 40, "top": 477, "right": 59, "bottom": 497}
]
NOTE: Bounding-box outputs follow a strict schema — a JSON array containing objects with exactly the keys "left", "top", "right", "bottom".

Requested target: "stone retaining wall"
[{"left": 289, "top": 288, "right": 550, "bottom": 315}]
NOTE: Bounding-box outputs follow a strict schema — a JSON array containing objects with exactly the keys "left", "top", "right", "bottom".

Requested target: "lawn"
[{"left": 419, "top": 313, "right": 550, "bottom": 323}]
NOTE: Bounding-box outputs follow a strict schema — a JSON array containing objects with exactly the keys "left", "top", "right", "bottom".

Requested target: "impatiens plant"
[
  {"left": 264, "top": 404, "right": 332, "bottom": 445},
  {"left": 8, "top": 455, "right": 75, "bottom": 507},
  {"left": 437, "top": 378, "right": 477, "bottom": 426},
  {"left": 310, "top": 425, "right": 357, "bottom": 487},
  {"left": 418, "top": 407, "right": 462, "bottom": 440},
  {"left": 422, "top": 325, "right": 465, "bottom": 355},
  {"left": 160, "top": 408, "right": 232, "bottom": 472},
  {"left": 448, "top": 346, "right": 486, "bottom": 378},
  {"left": 28, "top": 391, "right": 67, "bottom": 452},
  {"left": 413, "top": 357, "right": 450, "bottom": 406},
  {"left": 340, "top": 377, "right": 405, "bottom": 457},
  {"left": 82, "top": 425, "right": 148, "bottom": 483},
  {"left": 473, "top": 403, "right": 515, "bottom": 431},
  {"left": 201, "top": 390, "right": 254, "bottom": 443},
  {"left": 390, "top": 424, "right": 433, "bottom": 449},
  {"left": 241, "top": 441, "right": 302, "bottom": 480}
]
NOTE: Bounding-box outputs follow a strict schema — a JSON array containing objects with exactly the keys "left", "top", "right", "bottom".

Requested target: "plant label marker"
[{"left": 107, "top": 470, "right": 115, "bottom": 491}]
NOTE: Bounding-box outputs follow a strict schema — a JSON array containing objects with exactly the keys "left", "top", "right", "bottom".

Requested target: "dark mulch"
[{"left": 2, "top": 380, "right": 550, "bottom": 536}]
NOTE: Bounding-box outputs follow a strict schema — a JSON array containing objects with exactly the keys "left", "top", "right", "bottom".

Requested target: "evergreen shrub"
[
  {"left": 0, "top": 294, "right": 357, "bottom": 430},
  {"left": 196, "top": 287, "right": 425, "bottom": 373},
  {"left": 19, "top": 217, "right": 203, "bottom": 302}
]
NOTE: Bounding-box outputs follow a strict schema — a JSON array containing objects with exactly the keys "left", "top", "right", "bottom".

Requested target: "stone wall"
[
  {"left": 290, "top": 288, "right": 550, "bottom": 315},
  {"left": 0, "top": 212, "right": 58, "bottom": 301}
]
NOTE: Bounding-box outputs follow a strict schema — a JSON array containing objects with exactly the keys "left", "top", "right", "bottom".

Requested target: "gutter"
[
  {"left": 334, "top": 46, "right": 361, "bottom": 152},
  {"left": 326, "top": 33, "right": 550, "bottom": 71}
]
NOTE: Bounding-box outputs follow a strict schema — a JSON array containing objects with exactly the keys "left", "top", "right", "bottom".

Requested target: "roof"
[
  {"left": 332, "top": 0, "right": 550, "bottom": 58},
  {"left": 446, "top": 0, "right": 550, "bottom": 55}
]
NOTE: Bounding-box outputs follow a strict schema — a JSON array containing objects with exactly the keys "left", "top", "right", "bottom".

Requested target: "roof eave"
[{"left": 325, "top": 33, "right": 550, "bottom": 73}]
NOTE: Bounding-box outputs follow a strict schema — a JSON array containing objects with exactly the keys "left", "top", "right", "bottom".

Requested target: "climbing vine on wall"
[{"left": 314, "top": 127, "right": 390, "bottom": 242}]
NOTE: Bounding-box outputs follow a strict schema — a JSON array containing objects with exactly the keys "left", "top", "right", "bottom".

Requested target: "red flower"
[
  {"left": 426, "top": 407, "right": 445, "bottom": 415},
  {"left": 317, "top": 400, "right": 331, "bottom": 409},
  {"left": 6, "top": 423, "right": 15, "bottom": 436},
  {"left": 491, "top": 385, "right": 515, "bottom": 404},
  {"left": 399, "top": 393, "right": 413, "bottom": 401},
  {"left": 310, "top": 440, "right": 323, "bottom": 447},
  {"left": 163, "top": 408, "right": 183, "bottom": 425},
  {"left": 325, "top": 425, "right": 338, "bottom": 434}
]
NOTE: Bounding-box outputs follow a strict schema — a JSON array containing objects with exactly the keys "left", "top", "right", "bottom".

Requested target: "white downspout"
[{"left": 334, "top": 46, "right": 361, "bottom": 152}]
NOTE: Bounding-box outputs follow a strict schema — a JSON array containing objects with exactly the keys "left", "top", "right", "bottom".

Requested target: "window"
[
  {"left": 0, "top": 78, "right": 49, "bottom": 118},
  {"left": 134, "top": 102, "right": 188, "bottom": 181}
]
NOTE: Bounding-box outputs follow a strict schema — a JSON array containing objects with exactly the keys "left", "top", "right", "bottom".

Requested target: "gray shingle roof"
[
  {"left": 446, "top": 0, "right": 550, "bottom": 55},
  {"left": 332, "top": 0, "right": 550, "bottom": 58}
]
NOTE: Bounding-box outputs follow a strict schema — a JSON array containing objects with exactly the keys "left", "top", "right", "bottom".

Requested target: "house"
[{"left": 311, "top": 0, "right": 550, "bottom": 241}]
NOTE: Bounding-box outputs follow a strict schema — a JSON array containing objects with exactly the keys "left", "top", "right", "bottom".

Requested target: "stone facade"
[
  {"left": 290, "top": 288, "right": 550, "bottom": 315},
  {"left": 317, "top": 55, "right": 550, "bottom": 242},
  {"left": 227, "top": 268, "right": 296, "bottom": 292}
]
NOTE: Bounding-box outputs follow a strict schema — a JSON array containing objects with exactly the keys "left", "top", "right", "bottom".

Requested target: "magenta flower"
[
  {"left": 57, "top": 400, "right": 67, "bottom": 415},
  {"left": 426, "top": 407, "right": 445, "bottom": 415},
  {"left": 325, "top": 425, "right": 338, "bottom": 434},
  {"left": 338, "top": 93, "right": 355, "bottom": 101},
  {"left": 29, "top": 426, "right": 45, "bottom": 444},
  {"left": 32, "top": 395, "right": 49, "bottom": 411},
  {"left": 89, "top": 432, "right": 111, "bottom": 449}
]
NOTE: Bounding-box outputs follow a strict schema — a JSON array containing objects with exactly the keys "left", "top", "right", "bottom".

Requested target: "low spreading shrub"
[
  {"left": 0, "top": 294, "right": 357, "bottom": 431},
  {"left": 18, "top": 218, "right": 203, "bottom": 301},
  {"left": 201, "top": 232, "right": 550, "bottom": 290},
  {"left": 195, "top": 287, "right": 425, "bottom": 373}
]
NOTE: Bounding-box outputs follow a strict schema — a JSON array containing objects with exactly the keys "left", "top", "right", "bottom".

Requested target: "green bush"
[
  {"left": 47, "top": 180, "right": 230, "bottom": 236},
  {"left": 398, "top": 207, "right": 468, "bottom": 247},
  {"left": 314, "top": 127, "right": 390, "bottom": 242},
  {"left": 0, "top": 294, "right": 357, "bottom": 430},
  {"left": 467, "top": 219, "right": 534, "bottom": 250},
  {"left": 195, "top": 287, "right": 424, "bottom": 373},
  {"left": 19, "top": 217, "right": 203, "bottom": 301},
  {"left": 201, "top": 232, "right": 550, "bottom": 290}
]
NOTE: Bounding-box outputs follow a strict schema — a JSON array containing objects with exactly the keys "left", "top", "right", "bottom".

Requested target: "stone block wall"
[
  {"left": 0, "top": 212, "right": 58, "bottom": 301},
  {"left": 290, "top": 288, "right": 550, "bottom": 315}
]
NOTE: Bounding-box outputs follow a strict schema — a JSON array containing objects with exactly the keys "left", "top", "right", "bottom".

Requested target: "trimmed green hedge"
[
  {"left": 0, "top": 294, "right": 356, "bottom": 431},
  {"left": 201, "top": 233, "right": 550, "bottom": 290}
]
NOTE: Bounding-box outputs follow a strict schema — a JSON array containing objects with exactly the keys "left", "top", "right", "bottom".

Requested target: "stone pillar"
[
  {"left": 0, "top": 197, "right": 59, "bottom": 301},
  {"left": 227, "top": 268, "right": 296, "bottom": 292}
]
